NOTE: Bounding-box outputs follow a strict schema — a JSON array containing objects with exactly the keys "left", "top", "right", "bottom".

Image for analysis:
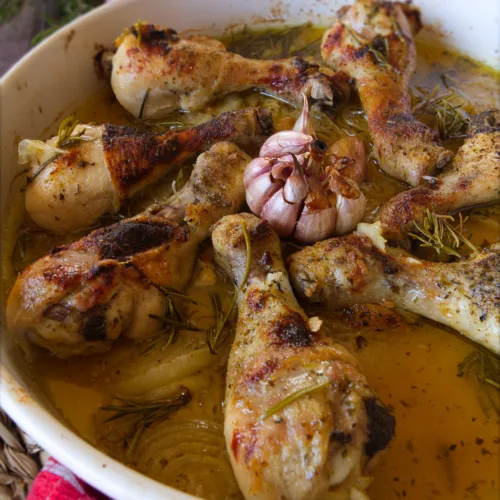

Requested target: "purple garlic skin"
[{"left": 244, "top": 95, "right": 367, "bottom": 243}]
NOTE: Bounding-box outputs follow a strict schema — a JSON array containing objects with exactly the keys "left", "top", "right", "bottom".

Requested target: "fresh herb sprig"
[
  {"left": 409, "top": 209, "right": 478, "bottom": 258},
  {"left": 226, "top": 23, "right": 321, "bottom": 60},
  {"left": 143, "top": 287, "right": 203, "bottom": 354},
  {"left": 344, "top": 25, "right": 393, "bottom": 71},
  {"left": 21, "top": 115, "right": 88, "bottom": 190},
  {"left": 100, "top": 387, "right": 192, "bottom": 454},
  {"left": 207, "top": 222, "right": 252, "bottom": 354},
  {"left": 457, "top": 348, "right": 500, "bottom": 417},
  {"left": 412, "top": 85, "right": 470, "bottom": 140}
]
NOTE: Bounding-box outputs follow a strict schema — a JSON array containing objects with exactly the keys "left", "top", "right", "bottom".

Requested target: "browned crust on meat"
[
  {"left": 342, "top": 303, "right": 403, "bottom": 330},
  {"left": 268, "top": 308, "right": 314, "bottom": 347},
  {"left": 69, "top": 216, "right": 186, "bottom": 259},
  {"left": 103, "top": 108, "right": 273, "bottom": 200}
]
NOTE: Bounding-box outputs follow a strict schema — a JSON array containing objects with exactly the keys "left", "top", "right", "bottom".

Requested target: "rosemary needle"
[
  {"left": 259, "top": 381, "right": 330, "bottom": 421},
  {"left": 207, "top": 221, "right": 252, "bottom": 354},
  {"left": 409, "top": 209, "right": 478, "bottom": 258},
  {"left": 100, "top": 387, "right": 192, "bottom": 455},
  {"left": 148, "top": 314, "right": 202, "bottom": 332},
  {"left": 138, "top": 88, "right": 150, "bottom": 120}
]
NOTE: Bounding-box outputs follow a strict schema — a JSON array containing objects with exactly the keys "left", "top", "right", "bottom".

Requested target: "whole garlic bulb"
[{"left": 245, "top": 95, "right": 367, "bottom": 243}]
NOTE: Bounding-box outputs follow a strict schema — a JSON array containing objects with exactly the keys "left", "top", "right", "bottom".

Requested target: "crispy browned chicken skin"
[
  {"left": 321, "top": 0, "right": 453, "bottom": 186},
  {"left": 24, "top": 108, "right": 272, "bottom": 233},
  {"left": 212, "top": 214, "right": 394, "bottom": 500},
  {"left": 110, "top": 24, "right": 350, "bottom": 119},
  {"left": 7, "top": 143, "right": 250, "bottom": 358},
  {"left": 288, "top": 235, "right": 500, "bottom": 354},
  {"left": 377, "top": 109, "right": 500, "bottom": 244}
]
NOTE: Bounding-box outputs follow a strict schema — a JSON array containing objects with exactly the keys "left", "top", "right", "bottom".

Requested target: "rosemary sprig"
[
  {"left": 21, "top": 116, "right": 89, "bottom": 191},
  {"left": 409, "top": 209, "right": 478, "bottom": 258},
  {"left": 158, "top": 286, "right": 205, "bottom": 306},
  {"left": 259, "top": 381, "right": 329, "bottom": 421},
  {"left": 21, "top": 153, "right": 60, "bottom": 191},
  {"left": 148, "top": 314, "right": 202, "bottom": 332},
  {"left": 226, "top": 24, "right": 320, "bottom": 60},
  {"left": 100, "top": 387, "right": 192, "bottom": 454},
  {"left": 207, "top": 222, "right": 252, "bottom": 354},
  {"left": 344, "top": 25, "right": 392, "bottom": 71},
  {"left": 413, "top": 85, "right": 470, "bottom": 140},
  {"left": 55, "top": 115, "right": 88, "bottom": 148},
  {"left": 457, "top": 348, "right": 500, "bottom": 417}
]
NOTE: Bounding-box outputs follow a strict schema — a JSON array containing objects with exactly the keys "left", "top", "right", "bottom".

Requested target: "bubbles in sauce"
[{"left": 2, "top": 24, "right": 499, "bottom": 500}]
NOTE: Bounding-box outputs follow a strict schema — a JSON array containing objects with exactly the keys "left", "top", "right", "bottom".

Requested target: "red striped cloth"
[{"left": 28, "top": 458, "right": 109, "bottom": 500}]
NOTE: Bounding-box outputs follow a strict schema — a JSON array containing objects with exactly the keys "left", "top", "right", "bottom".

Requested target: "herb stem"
[
  {"left": 259, "top": 381, "right": 329, "bottom": 421},
  {"left": 148, "top": 314, "right": 201, "bottom": 332},
  {"left": 138, "top": 88, "right": 150, "bottom": 120}
]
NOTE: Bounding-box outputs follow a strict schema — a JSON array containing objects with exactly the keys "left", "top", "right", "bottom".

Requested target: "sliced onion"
[
  {"left": 246, "top": 172, "right": 283, "bottom": 215},
  {"left": 244, "top": 157, "right": 273, "bottom": 188},
  {"left": 293, "top": 93, "right": 315, "bottom": 136},
  {"left": 261, "top": 189, "right": 301, "bottom": 237},
  {"left": 327, "top": 136, "right": 367, "bottom": 185},
  {"left": 260, "top": 131, "right": 312, "bottom": 158},
  {"left": 335, "top": 191, "right": 367, "bottom": 235},
  {"left": 294, "top": 205, "right": 337, "bottom": 244}
]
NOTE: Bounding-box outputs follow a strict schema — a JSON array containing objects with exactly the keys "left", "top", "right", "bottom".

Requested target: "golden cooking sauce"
[{"left": 2, "top": 24, "right": 499, "bottom": 500}]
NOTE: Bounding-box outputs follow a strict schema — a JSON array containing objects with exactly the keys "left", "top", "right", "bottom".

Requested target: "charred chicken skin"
[
  {"left": 377, "top": 109, "right": 500, "bottom": 244},
  {"left": 321, "top": 0, "right": 453, "bottom": 186},
  {"left": 288, "top": 235, "right": 500, "bottom": 355},
  {"left": 23, "top": 108, "right": 272, "bottom": 233},
  {"left": 110, "top": 24, "right": 351, "bottom": 119},
  {"left": 7, "top": 143, "right": 250, "bottom": 358},
  {"left": 212, "top": 213, "right": 395, "bottom": 500}
]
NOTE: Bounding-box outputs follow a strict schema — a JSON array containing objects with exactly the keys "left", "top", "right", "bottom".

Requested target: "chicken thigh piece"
[
  {"left": 110, "top": 24, "right": 351, "bottom": 119},
  {"left": 321, "top": 0, "right": 453, "bottom": 186},
  {"left": 377, "top": 109, "right": 500, "bottom": 243},
  {"left": 288, "top": 235, "right": 500, "bottom": 354},
  {"left": 23, "top": 108, "right": 272, "bottom": 233},
  {"left": 7, "top": 143, "right": 250, "bottom": 358},
  {"left": 212, "top": 214, "right": 395, "bottom": 500}
]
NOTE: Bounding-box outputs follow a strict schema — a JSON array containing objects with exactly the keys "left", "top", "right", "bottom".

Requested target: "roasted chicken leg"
[
  {"left": 377, "top": 109, "right": 500, "bottom": 243},
  {"left": 288, "top": 235, "right": 500, "bottom": 354},
  {"left": 212, "top": 214, "right": 395, "bottom": 500},
  {"left": 22, "top": 108, "right": 272, "bottom": 233},
  {"left": 321, "top": 0, "right": 453, "bottom": 185},
  {"left": 7, "top": 143, "right": 250, "bottom": 358},
  {"left": 110, "top": 24, "right": 350, "bottom": 119}
]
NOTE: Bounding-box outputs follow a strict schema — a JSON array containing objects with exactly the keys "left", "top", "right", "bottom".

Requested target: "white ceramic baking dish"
[{"left": 1, "top": 1, "right": 499, "bottom": 498}]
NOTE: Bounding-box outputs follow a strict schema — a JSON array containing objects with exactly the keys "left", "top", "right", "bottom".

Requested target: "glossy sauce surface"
[{"left": 2, "top": 25, "right": 500, "bottom": 500}]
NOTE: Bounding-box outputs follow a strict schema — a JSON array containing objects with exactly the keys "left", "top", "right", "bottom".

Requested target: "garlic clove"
[
  {"left": 293, "top": 93, "right": 315, "bottom": 136},
  {"left": 261, "top": 189, "right": 301, "bottom": 237},
  {"left": 244, "top": 157, "right": 272, "bottom": 188},
  {"left": 327, "top": 136, "right": 367, "bottom": 185},
  {"left": 283, "top": 160, "right": 308, "bottom": 203},
  {"left": 260, "top": 130, "right": 312, "bottom": 158},
  {"left": 246, "top": 172, "right": 283, "bottom": 216},
  {"left": 294, "top": 205, "right": 337, "bottom": 244},
  {"left": 271, "top": 159, "right": 294, "bottom": 181},
  {"left": 335, "top": 191, "right": 367, "bottom": 236}
]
